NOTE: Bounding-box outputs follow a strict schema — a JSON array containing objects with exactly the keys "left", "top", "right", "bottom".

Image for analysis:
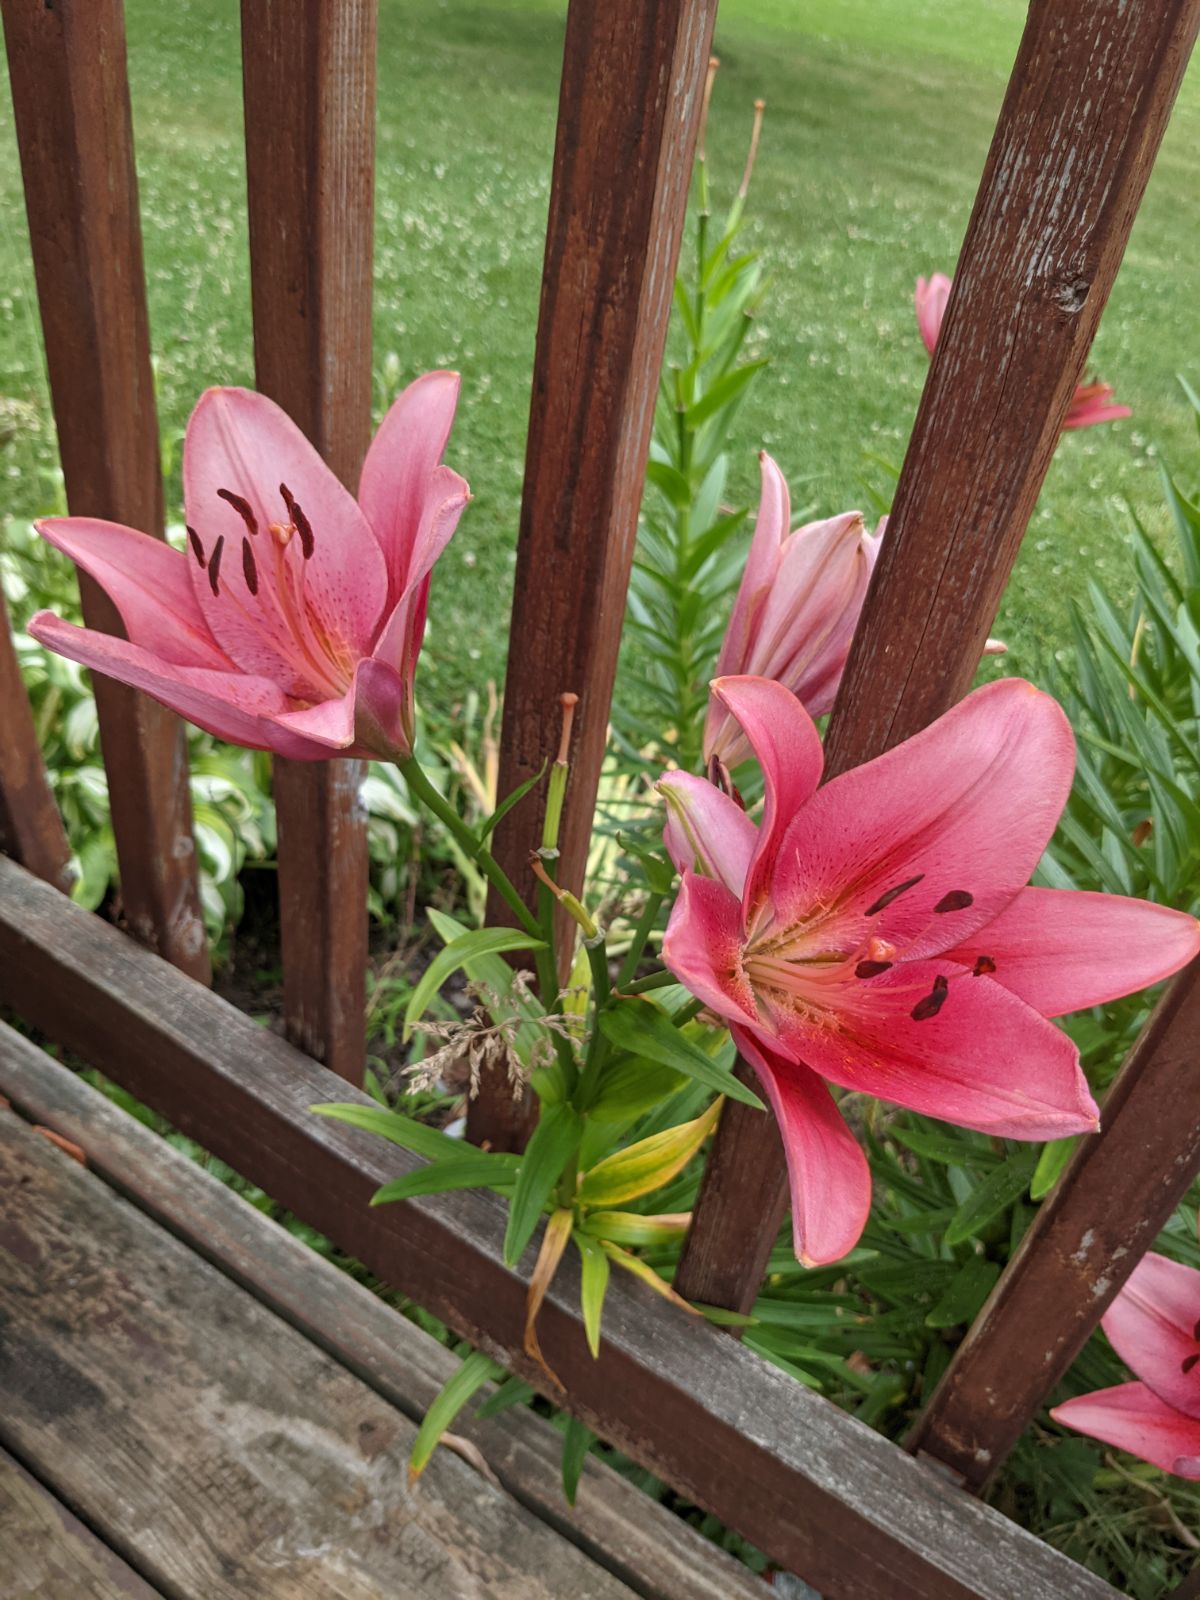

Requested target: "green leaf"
[
  {"left": 890, "top": 1123, "right": 998, "bottom": 1167},
  {"left": 925, "top": 1255, "right": 1001, "bottom": 1328},
  {"left": 578, "top": 1098, "right": 722, "bottom": 1207},
  {"left": 473, "top": 1375, "right": 535, "bottom": 1419},
  {"left": 371, "top": 1154, "right": 518, "bottom": 1205},
  {"left": 574, "top": 1231, "right": 610, "bottom": 1358},
  {"left": 685, "top": 358, "right": 768, "bottom": 429},
  {"left": 404, "top": 928, "right": 546, "bottom": 1038},
  {"left": 597, "top": 1003, "right": 765, "bottom": 1109},
  {"left": 477, "top": 761, "right": 547, "bottom": 842},
  {"left": 584, "top": 1057, "right": 686, "bottom": 1124},
  {"left": 1031, "top": 1135, "right": 1077, "bottom": 1201},
  {"left": 580, "top": 1210, "right": 690, "bottom": 1247},
  {"left": 503, "top": 1103, "right": 583, "bottom": 1266},
  {"left": 944, "top": 1154, "right": 1037, "bottom": 1247},
  {"left": 561, "top": 1415, "right": 597, "bottom": 1506},
  {"left": 408, "top": 1349, "right": 503, "bottom": 1481},
  {"left": 311, "top": 1101, "right": 495, "bottom": 1166}
]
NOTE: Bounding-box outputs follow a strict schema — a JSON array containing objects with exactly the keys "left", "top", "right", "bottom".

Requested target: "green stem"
[
  {"left": 615, "top": 891, "right": 665, "bottom": 990},
  {"left": 622, "top": 968, "right": 676, "bottom": 996},
  {"left": 397, "top": 756, "right": 541, "bottom": 941}
]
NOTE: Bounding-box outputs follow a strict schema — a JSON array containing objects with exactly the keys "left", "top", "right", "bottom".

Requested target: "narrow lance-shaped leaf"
[
  {"left": 404, "top": 928, "right": 546, "bottom": 1039},
  {"left": 598, "top": 1002, "right": 764, "bottom": 1109},
  {"left": 573, "top": 1231, "right": 610, "bottom": 1360},
  {"left": 408, "top": 1348, "right": 503, "bottom": 1484},
  {"left": 503, "top": 1103, "right": 583, "bottom": 1267},
  {"left": 578, "top": 1097, "right": 723, "bottom": 1208}
]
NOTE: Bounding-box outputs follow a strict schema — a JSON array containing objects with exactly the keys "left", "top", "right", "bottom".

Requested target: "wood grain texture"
[
  {"left": 0, "top": 1024, "right": 764, "bottom": 1600},
  {"left": 673, "top": 0, "right": 1200, "bottom": 1313},
  {"left": 2, "top": 0, "right": 208, "bottom": 980},
  {"left": 0, "top": 1105, "right": 640, "bottom": 1600},
  {"left": 0, "top": 1448, "right": 164, "bottom": 1599},
  {"left": 0, "top": 596, "right": 71, "bottom": 892},
  {"left": 908, "top": 958, "right": 1200, "bottom": 1489},
  {"left": 241, "top": 0, "right": 377, "bottom": 1081},
  {"left": 0, "top": 858, "right": 1118, "bottom": 1600},
  {"left": 469, "top": 0, "right": 719, "bottom": 1149}
]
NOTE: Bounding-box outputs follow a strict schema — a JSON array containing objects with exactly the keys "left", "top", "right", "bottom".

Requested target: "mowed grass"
[{"left": 1, "top": 0, "right": 1197, "bottom": 709}]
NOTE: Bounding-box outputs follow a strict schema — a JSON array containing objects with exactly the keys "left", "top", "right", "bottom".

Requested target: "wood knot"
[{"left": 1052, "top": 276, "right": 1090, "bottom": 314}]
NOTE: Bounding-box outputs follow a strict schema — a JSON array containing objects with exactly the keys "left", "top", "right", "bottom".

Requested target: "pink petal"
[
  {"left": 915, "top": 273, "right": 952, "bottom": 356},
  {"left": 713, "top": 452, "right": 789, "bottom": 681},
  {"left": 35, "top": 517, "right": 230, "bottom": 670},
  {"left": 660, "top": 871, "right": 759, "bottom": 1027},
  {"left": 767, "top": 958, "right": 1099, "bottom": 1140},
  {"left": 28, "top": 612, "right": 335, "bottom": 760},
  {"left": 763, "top": 678, "right": 1076, "bottom": 957},
  {"left": 368, "top": 463, "right": 470, "bottom": 678},
  {"left": 1102, "top": 1252, "right": 1200, "bottom": 1419},
  {"left": 358, "top": 371, "right": 469, "bottom": 609},
  {"left": 183, "top": 387, "right": 388, "bottom": 691},
  {"left": 708, "top": 676, "right": 824, "bottom": 927},
  {"left": 734, "top": 1026, "right": 872, "bottom": 1267},
  {"left": 1051, "top": 1382, "right": 1200, "bottom": 1477},
  {"left": 1064, "top": 382, "right": 1131, "bottom": 430},
  {"left": 658, "top": 771, "right": 757, "bottom": 898},
  {"left": 944, "top": 887, "right": 1200, "bottom": 1017}
]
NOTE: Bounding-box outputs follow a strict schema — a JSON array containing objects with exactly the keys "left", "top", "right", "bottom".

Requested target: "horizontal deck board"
[
  {"left": 0, "top": 1448, "right": 163, "bottom": 1599},
  {"left": 0, "top": 1022, "right": 762, "bottom": 1600},
  {"left": 0, "top": 1102, "right": 638, "bottom": 1600},
  {"left": 0, "top": 858, "right": 1118, "bottom": 1599}
]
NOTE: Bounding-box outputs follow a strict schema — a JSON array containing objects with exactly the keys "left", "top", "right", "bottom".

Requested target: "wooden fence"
[{"left": 1, "top": 0, "right": 1198, "bottom": 1593}]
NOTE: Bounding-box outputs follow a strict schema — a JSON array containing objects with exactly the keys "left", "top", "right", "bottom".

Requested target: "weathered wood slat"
[
  {"left": 471, "top": 0, "right": 719, "bottom": 1149},
  {"left": 673, "top": 0, "right": 1200, "bottom": 1314},
  {"left": 908, "top": 957, "right": 1200, "bottom": 1488},
  {"left": 0, "top": 1448, "right": 164, "bottom": 1600},
  {"left": 0, "top": 1023, "right": 764, "bottom": 1600},
  {"left": 240, "top": 0, "right": 378, "bottom": 1082},
  {"left": 0, "top": 597, "right": 71, "bottom": 893},
  {"left": 0, "top": 857, "right": 1117, "bottom": 1600},
  {"left": 0, "top": 1105, "right": 640, "bottom": 1600},
  {"left": 1, "top": 0, "right": 208, "bottom": 980}
]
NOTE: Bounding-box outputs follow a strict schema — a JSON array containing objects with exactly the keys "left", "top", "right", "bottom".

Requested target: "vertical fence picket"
[
  {"left": 467, "top": 0, "right": 720, "bottom": 1150},
  {"left": 240, "top": 0, "right": 378, "bottom": 1083},
  {"left": 0, "top": 598, "right": 71, "bottom": 893},
  {"left": 908, "top": 958, "right": 1200, "bottom": 1489},
  {"left": 2, "top": 0, "right": 209, "bottom": 980},
  {"left": 674, "top": 0, "right": 1200, "bottom": 1312}
]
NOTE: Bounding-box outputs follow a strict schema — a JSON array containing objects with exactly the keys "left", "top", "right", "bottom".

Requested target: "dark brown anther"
[
  {"left": 186, "top": 525, "right": 206, "bottom": 568},
  {"left": 972, "top": 955, "right": 997, "bottom": 977},
  {"left": 1182, "top": 1353, "right": 1200, "bottom": 1375},
  {"left": 855, "top": 959, "right": 893, "bottom": 979},
  {"left": 216, "top": 487, "right": 258, "bottom": 536},
  {"left": 207, "top": 535, "right": 225, "bottom": 597},
  {"left": 280, "top": 483, "right": 315, "bottom": 558},
  {"left": 911, "top": 974, "right": 949, "bottom": 1022},
  {"left": 935, "top": 890, "right": 974, "bottom": 913},
  {"left": 706, "top": 752, "right": 743, "bottom": 806},
  {"left": 865, "top": 874, "right": 925, "bottom": 917},
  {"left": 242, "top": 537, "right": 259, "bottom": 596},
  {"left": 1193, "top": 1318, "right": 1200, "bottom": 1342}
]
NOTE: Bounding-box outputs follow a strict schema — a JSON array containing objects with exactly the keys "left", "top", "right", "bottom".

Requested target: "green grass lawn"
[{"left": 1, "top": 0, "right": 1197, "bottom": 709}]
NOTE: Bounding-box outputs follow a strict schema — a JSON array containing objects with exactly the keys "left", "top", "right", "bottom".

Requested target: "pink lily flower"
[
  {"left": 1052, "top": 1253, "right": 1200, "bottom": 1477},
  {"left": 914, "top": 273, "right": 1131, "bottom": 429},
  {"left": 29, "top": 373, "right": 469, "bottom": 761},
  {"left": 704, "top": 454, "right": 880, "bottom": 770},
  {"left": 660, "top": 675, "right": 1200, "bottom": 1266}
]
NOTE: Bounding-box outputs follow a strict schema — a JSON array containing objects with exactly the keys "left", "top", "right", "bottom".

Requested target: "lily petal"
[
  {"left": 915, "top": 273, "right": 952, "bottom": 356},
  {"left": 660, "top": 871, "right": 759, "bottom": 1027},
  {"left": 184, "top": 387, "right": 388, "bottom": 688},
  {"left": 359, "top": 371, "right": 468, "bottom": 607},
  {"left": 713, "top": 451, "right": 790, "bottom": 682},
  {"left": 765, "top": 678, "right": 1075, "bottom": 954},
  {"left": 768, "top": 958, "right": 1099, "bottom": 1140},
  {"left": 35, "top": 517, "right": 230, "bottom": 670},
  {"left": 1051, "top": 1382, "right": 1200, "bottom": 1478},
  {"left": 659, "top": 771, "right": 757, "bottom": 898},
  {"left": 709, "top": 675, "right": 824, "bottom": 926},
  {"left": 945, "top": 887, "right": 1200, "bottom": 1017},
  {"left": 368, "top": 463, "right": 470, "bottom": 680},
  {"left": 1102, "top": 1252, "right": 1200, "bottom": 1420},
  {"left": 734, "top": 1026, "right": 872, "bottom": 1267},
  {"left": 28, "top": 611, "right": 332, "bottom": 760}
]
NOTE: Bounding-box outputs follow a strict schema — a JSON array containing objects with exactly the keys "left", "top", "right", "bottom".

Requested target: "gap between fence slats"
[
  {"left": 240, "top": 0, "right": 378, "bottom": 1083},
  {"left": 908, "top": 957, "right": 1200, "bottom": 1488},
  {"left": 1, "top": 0, "right": 209, "bottom": 981},
  {"left": 0, "top": 595, "right": 71, "bottom": 893},
  {"left": 0, "top": 856, "right": 1118, "bottom": 1600},
  {"left": 469, "top": 0, "right": 720, "bottom": 1150},
  {"left": 674, "top": 0, "right": 1200, "bottom": 1315}
]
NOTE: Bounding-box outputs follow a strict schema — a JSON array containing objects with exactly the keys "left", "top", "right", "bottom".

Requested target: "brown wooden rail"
[
  {"left": 470, "top": 0, "right": 719, "bottom": 1148},
  {"left": 2, "top": 0, "right": 209, "bottom": 980},
  {"left": 675, "top": 0, "right": 1200, "bottom": 1315},
  {"left": 0, "top": 855, "right": 1116, "bottom": 1600},
  {"left": 0, "top": 595, "right": 70, "bottom": 892},
  {"left": 241, "top": 0, "right": 378, "bottom": 1082}
]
